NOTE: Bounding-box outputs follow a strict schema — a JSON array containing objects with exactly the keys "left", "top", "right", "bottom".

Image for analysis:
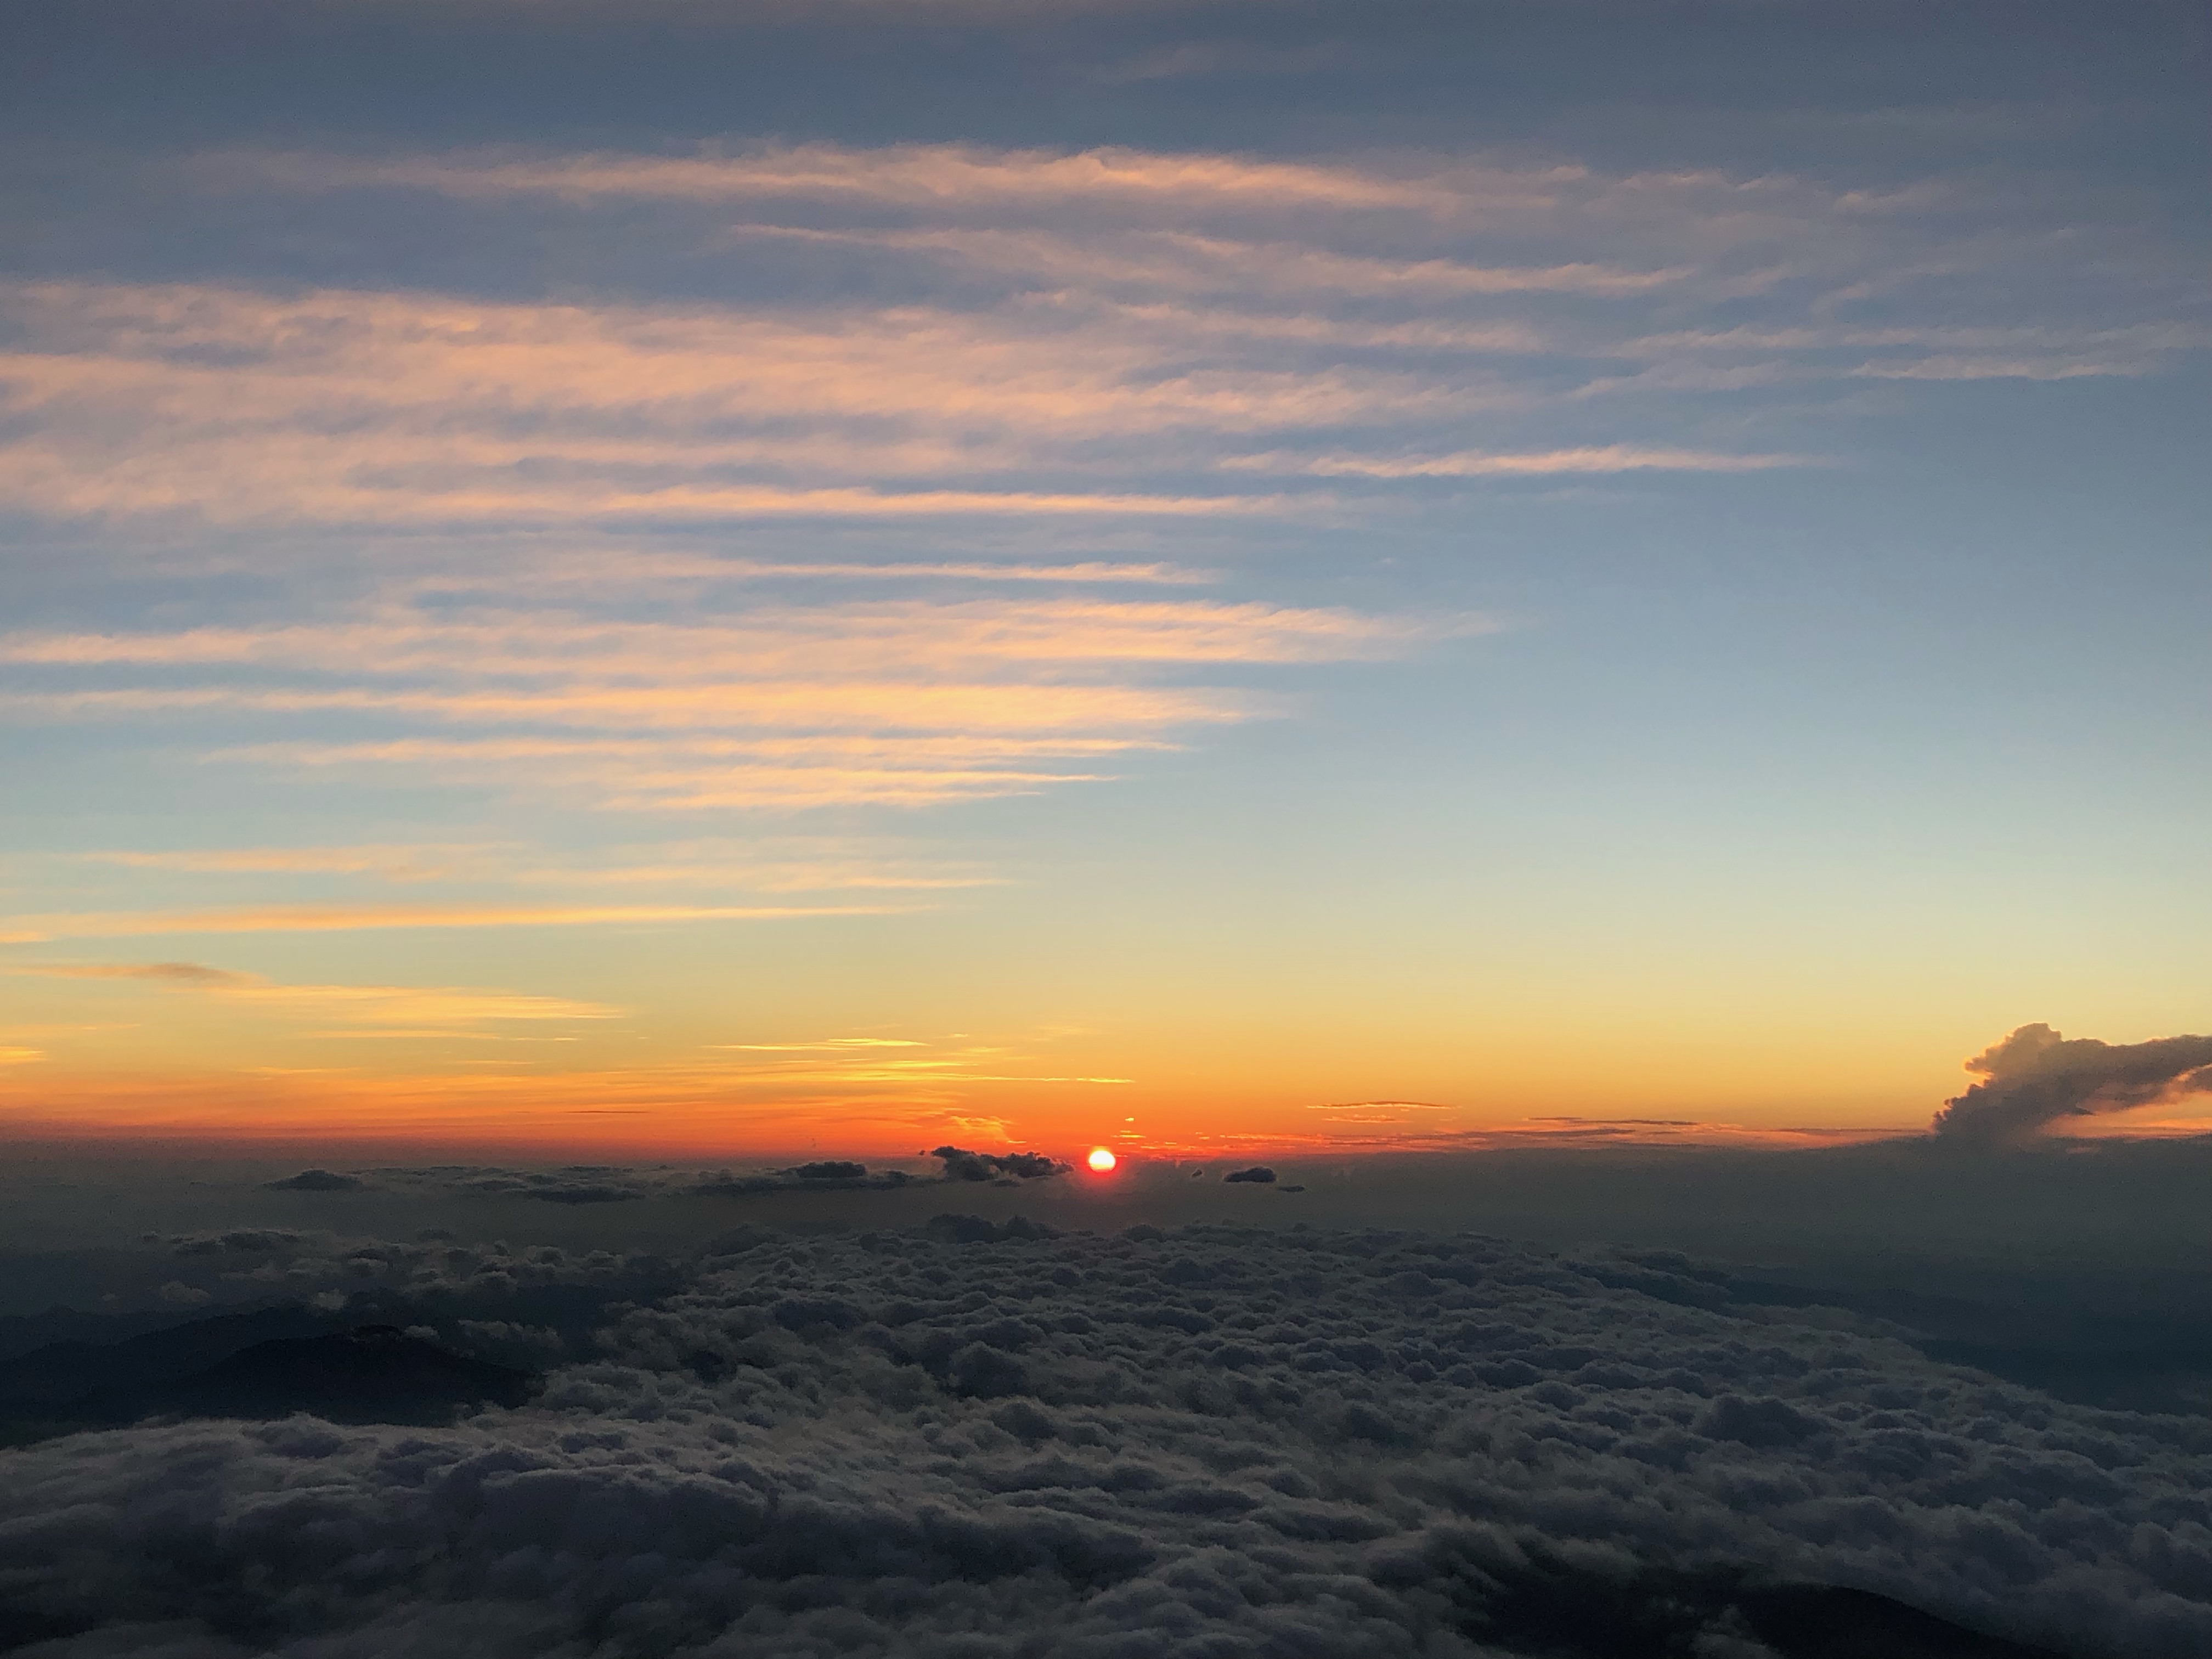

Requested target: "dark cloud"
[
  {"left": 685, "top": 1164, "right": 918, "bottom": 1197},
  {"left": 930, "top": 1145, "right": 1070, "bottom": 1182},
  {"left": 1222, "top": 1166, "right": 1276, "bottom": 1183},
  {"left": 1932, "top": 1025, "right": 2212, "bottom": 1146},
  {"left": 340, "top": 1147, "right": 1065, "bottom": 1207},
  {"left": 1, "top": 1221, "right": 2204, "bottom": 1657}
]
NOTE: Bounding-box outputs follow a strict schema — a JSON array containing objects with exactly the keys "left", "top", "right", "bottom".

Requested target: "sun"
[{"left": 1085, "top": 1147, "right": 1118, "bottom": 1173}]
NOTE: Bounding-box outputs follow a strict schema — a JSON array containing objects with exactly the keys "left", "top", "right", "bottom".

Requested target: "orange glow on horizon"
[{"left": 0, "top": 1056, "right": 1940, "bottom": 1159}]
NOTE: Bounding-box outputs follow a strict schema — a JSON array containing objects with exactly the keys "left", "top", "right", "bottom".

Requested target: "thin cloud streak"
[
  {"left": 0, "top": 600, "right": 1458, "bottom": 673},
  {"left": 8, "top": 685, "right": 1264, "bottom": 732},
  {"left": 483, "top": 556, "right": 1220, "bottom": 586},
  {"left": 16, "top": 961, "right": 620, "bottom": 1027},
  {"left": 0, "top": 902, "right": 908, "bottom": 944},
  {"left": 1, "top": 591, "right": 1444, "bottom": 810},
  {"left": 1227, "top": 445, "right": 1815, "bottom": 478},
  {"left": 77, "top": 842, "right": 1004, "bottom": 891},
  {"left": 220, "top": 142, "right": 1480, "bottom": 217},
  {"left": 201, "top": 736, "right": 1170, "bottom": 810},
  {"left": 749, "top": 223, "right": 1685, "bottom": 300}
]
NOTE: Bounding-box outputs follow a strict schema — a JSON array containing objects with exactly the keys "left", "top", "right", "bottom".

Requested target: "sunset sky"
[{"left": 2, "top": 0, "right": 2205, "bottom": 1156}]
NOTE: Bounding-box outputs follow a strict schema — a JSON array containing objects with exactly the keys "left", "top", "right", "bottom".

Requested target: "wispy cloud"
[
  {"left": 0, "top": 902, "right": 903, "bottom": 943},
  {"left": 219, "top": 142, "right": 1477, "bottom": 218},
  {"left": 26, "top": 959, "right": 253, "bottom": 983},
  {"left": 78, "top": 839, "right": 1002, "bottom": 892},
  {"left": 1226, "top": 445, "right": 1815, "bottom": 479},
  {"left": 9, "top": 139, "right": 2191, "bottom": 539},
  {"left": 2, "top": 594, "right": 1463, "bottom": 810},
  {"left": 0, "top": 279, "right": 1410, "bottom": 529},
  {"left": 712, "top": 1037, "right": 928, "bottom": 1050},
  {"left": 16, "top": 960, "right": 619, "bottom": 1028},
  {"left": 83, "top": 845, "right": 496, "bottom": 880},
  {"left": 443, "top": 556, "right": 1220, "bottom": 588},
  {"left": 0, "top": 600, "right": 1458, "bottom": 674}
]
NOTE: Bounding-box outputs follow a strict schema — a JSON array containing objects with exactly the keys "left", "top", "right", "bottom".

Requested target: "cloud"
[
  {"left": 224, "top": 140, "right": 1472, "bottom": 218},
  {"left": 0, "top": 1221, "right": 2204, "bottom": 1657},
  {"left": 1229, "top": 444, "right": 1815, "bottom": 478},
  {"left": 14, "top": 960, "right": 619, "bottom": 1039},
  {"left": 7, "top": 140, "right": 2191, "bottom": 539},
  {"left": 0, "top": 600, "right": 1456, "bottom": 675},
  {"left": 22, "top": 959, "right": 256, "bottom": 985},
  {"left": 82, "top": 844, "right": 499, "bottom": 880},
  {"left": 78, "top": 839, "right": 998, "bottom": 894},
  {"left": 930, "top": 1144, "right": 1069, "bottom": 1181},
  {"left": 0, "top": 279, "right": 1381, "bottom": 529},
  {"left": 332, "top": 1146, "right": 1067, "bottom": 1203},
  {"left": 1931, "top": 1024, "right": 2212, "bottom": 1146},
  {"left": 2, "top": 590, "right": 1456, "bottom": 815},
  {"left": 0, "top": 904, "right": 898, "bottom": 944},
  {"left": 439, "top": 555, "right": 1218, "bottom": 589}
]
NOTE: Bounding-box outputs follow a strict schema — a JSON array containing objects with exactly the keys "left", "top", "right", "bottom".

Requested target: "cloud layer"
[{"left": 1, "top": 1221, "right": 2206, "bottom": 1657}]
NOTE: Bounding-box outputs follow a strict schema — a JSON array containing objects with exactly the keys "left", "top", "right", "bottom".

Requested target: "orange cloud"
[{"left": 2, "top": 599, "right": 1458, "bottom": 674}]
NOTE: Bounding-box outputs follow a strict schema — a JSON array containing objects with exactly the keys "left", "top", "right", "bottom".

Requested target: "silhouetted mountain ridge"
[
  {"left": 1391, "top": 1541, "right": 2076, "bottom": 1659},
  {"left": 0, "top": 1318, "right": 537, "bottom": 1442},
  {"left": 143, "top": 1325, "right": 535, "bottom": 1424}
]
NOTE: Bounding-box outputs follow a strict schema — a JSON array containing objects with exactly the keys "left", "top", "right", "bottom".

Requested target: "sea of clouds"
[{"left": 3, "top": 1217, "right": 2207, "bottom": 1658}]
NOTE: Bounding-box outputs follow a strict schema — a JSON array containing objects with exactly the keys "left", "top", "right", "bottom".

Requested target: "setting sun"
[{"left": 1085, "top": 1147, "right": 1118, "bottom": 1172}]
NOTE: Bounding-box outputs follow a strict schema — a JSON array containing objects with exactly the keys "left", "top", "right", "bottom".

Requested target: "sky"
[{"left": 1, "top": 0, "right": 2207, "bottom": 1158}]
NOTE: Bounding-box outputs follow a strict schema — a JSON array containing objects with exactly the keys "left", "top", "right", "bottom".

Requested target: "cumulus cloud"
[
  {"left": 1931, "top": 1024, "right": 2212, "bottom": 1146},
  {"left": 0, "top": 1221, "right": 2204, "bottom": 1657},
  {"left": 929, "top": 1144, "right": 1070, "bottom": 1182}
]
